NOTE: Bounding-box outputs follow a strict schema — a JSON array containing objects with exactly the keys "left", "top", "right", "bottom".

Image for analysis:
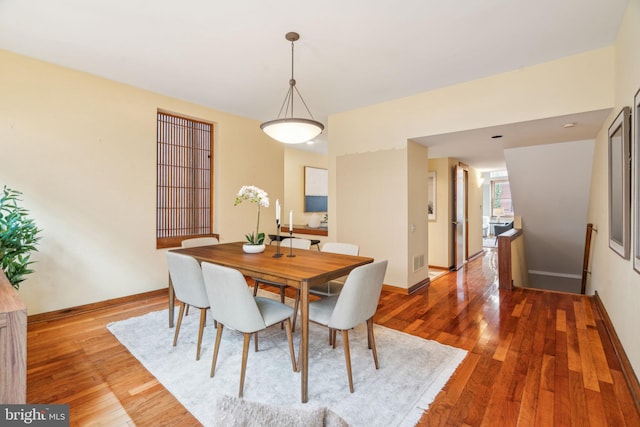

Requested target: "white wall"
[
  {"left": 0, "top": 49, "right": 284, "bottom": 314},
  {"left": 587, "top": 0, "right": 640, "bottom": 378}
]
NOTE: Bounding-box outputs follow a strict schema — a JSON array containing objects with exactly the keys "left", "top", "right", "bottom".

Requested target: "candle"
[
  {"left": 276, "top": 199, "right": 280, "bottom": 222},
  {"left": 289, "top": 210, "right": 293, "bottom": 232}
]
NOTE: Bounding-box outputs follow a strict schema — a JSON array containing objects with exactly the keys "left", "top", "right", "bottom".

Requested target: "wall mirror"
[
  {"left": 304, "top": 166, "right": 328, "bottom": 212},
  {"left": 634, "top": 90, "right": 640, "bottom": 272},
  {"left": 609, "top": 106, "right": 631, "bottom": 259}
]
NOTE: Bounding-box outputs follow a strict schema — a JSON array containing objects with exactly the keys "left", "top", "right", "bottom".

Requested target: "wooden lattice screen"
[{"left": 156, "top": 112, "right": 213, "bottom": 248}]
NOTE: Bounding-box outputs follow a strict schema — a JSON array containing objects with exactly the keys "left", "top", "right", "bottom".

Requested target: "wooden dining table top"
[
  {"left": 170, "top": 241, "right": 373, "bottom": 288},
  {"left": 168, "top": 241, "right": 374, "bottom": 403}
]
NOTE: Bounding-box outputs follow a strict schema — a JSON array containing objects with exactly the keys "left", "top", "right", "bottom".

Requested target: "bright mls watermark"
[{"left": 1, "top": 405, "right": 69, "bottom": 426}]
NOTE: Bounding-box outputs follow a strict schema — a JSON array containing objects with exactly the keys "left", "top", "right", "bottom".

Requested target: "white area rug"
[{"left": 107, "top": 306, "right": 467, "bottom": 426}]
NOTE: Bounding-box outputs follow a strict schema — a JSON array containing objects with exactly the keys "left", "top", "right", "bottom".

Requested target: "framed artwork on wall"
[
  {"left": 304, "top": 166, "right": 328, "bottom": 212},
  {"left": 633, "top": 89, "right": 640, "bottom": 272},
  {"left": 428, "top": 171, "right": 436, "bottom": 221},
  {"left": 609, "top": 106, "right": 631, "bottom": 260}
]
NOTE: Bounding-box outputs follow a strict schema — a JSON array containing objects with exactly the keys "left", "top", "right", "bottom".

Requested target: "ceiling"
[{"left": 0, "top": 0, "right": 628, "bottom": 169}]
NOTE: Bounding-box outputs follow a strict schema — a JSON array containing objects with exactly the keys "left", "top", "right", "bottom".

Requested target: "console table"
[{"left": 268, "top": 224, "right": 327, "bottom": 250}]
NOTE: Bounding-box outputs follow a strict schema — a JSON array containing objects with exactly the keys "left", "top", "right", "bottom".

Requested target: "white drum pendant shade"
[{"left": 260, "top": 118, "right": 324, "bottom": 145}]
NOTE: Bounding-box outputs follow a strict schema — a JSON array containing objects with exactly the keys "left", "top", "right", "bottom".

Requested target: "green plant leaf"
[{"left": 0, "top": 185, "right": 41, "bottom": 289}]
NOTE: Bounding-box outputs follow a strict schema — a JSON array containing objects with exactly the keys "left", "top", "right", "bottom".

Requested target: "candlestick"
[
  {"left": 287, "top": 229, "right": 295, "bottom": 257},
  {"left": 273, "top": 219, "right": 282, "bottom": 258}
]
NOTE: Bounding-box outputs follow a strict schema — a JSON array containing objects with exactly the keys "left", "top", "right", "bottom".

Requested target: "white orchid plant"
[{"left": 234, "top": 185, "right": 270, "bottom": 245}]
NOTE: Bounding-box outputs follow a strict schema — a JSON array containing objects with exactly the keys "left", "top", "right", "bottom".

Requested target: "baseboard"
[
  {"left": 593, "top": 291, "right": 640, "bottom": 414},
  {"left": 383, "top": 277, "right": 430, "bottom": 296},
  {"left": 27, "top": 288, "right": 169, "bottom": 324}
]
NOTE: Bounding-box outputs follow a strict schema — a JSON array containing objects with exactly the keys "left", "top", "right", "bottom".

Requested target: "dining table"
[{"left": 167, "top": 241, "right": 374, "bottom": 403}]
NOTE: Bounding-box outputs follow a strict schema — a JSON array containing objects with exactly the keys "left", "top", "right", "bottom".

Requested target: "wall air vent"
[{"left": 413, "top": 254, "right": 425, "bottom": 272}]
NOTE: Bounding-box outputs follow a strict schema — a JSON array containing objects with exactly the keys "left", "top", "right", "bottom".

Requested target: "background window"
[
  {"left": 156, "top": 112, "right": 214, "bottom": 248},
  {"left": 491, "top": 179, "right": 513, "bottom": 218}
]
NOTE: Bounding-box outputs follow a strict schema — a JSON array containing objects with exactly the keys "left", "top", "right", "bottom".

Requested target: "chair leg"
[
  {"left": 342, "top": 330, "right": 354, "bottom": 393},
  {"left": 185, "top": 305, "right": 190, "bottom": 316},
  {"left": 254, "top": 332, "right": 258, "bottom": 352},
  {"left": 279, "top": 286, "right": 286, "bottom": 329},
  {"left": 196, "top": 308, "right": 206, "bottom": 361},
  {"left": 285, "top": 318, "right": 297, "bottom": 372},
  {"left": 291, "top": 289, "right": 300, "bottom": 332},
  {"left": 252, "top": 280, "right": 259, "bottom": 296},
  {"left": 239, "top": 333, "right": 251, "bottom": 398},
  {"left": 173, "top": 302, "right": 186, "bottom": 347},
  {"left": 210, "top": 323, "right": 224, "bottom": 377},
  {"left": 332, "top": 329, "right": 337, "bottom": 349},
  {"left": 367, "top": 318, "right": 379, "bottom": 369}
]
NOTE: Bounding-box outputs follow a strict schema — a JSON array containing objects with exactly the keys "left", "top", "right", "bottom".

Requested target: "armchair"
[{"left": 494, "top": 221, "right": 514, "bottom": 242}]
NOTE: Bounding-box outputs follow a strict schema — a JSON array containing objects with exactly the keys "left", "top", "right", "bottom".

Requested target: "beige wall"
[
  {"left": 587, "top": 0, "right": 640, "bottom": 378},
  {"left": 336, "top": 148, "right": 408, "bottom": 287},
  {"left": 283, "top": 147, "right": 329, "bottom": 245},
  {"left": 428, "top": 158, "right": 452, "bottom": 268},
  {"left": 0, "top": 50, "right": 284, "bottom": 315},
  {"left": 407, "top": 141, "right": 429, "bottom": 286},
  {"left": 284, "top": 148, "right": 328, "bottom": 224},
  {"left": 329, "top": 47, "right": 613, "bottom": 290}
]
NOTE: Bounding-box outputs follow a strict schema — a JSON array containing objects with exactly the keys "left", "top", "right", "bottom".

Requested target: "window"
[
  {"left": 491, "top": 179, "right": 513, "bottom": 218},
  {"left": 156, "top": 112, "right": 214, "bottom": 248}
]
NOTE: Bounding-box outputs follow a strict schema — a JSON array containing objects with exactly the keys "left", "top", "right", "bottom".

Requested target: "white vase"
[{"left": 243, "top": 243, "right": 265, "bottom": 254}]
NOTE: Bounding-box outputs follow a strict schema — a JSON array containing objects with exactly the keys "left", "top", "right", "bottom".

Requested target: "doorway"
[{"left": 452, "top": 163, "right": 469, "bottom": 270}]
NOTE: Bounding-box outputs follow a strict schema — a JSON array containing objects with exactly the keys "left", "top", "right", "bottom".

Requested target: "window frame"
[
  {"left": 156, "top": 111, "right": 216, "bottom": 249},
  {"left": 491, "top": 179, "right": 513, "bottom": 219}
]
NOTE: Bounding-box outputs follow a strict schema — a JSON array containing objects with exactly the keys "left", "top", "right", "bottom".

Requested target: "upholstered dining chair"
[
  {"left": 307, "top": 260, "right": 388, "bottom": 393},
  {"left": 309, "top": 242, "right": 360, "bottom": 297},
  {"left": 252, "top": 238, "right": 312, "bottom": 332},
  {"left": 181, "top": 236, "right": 219, "bottom": 248},
  {"left": 165, "top": 252, "right": 211, "bottom": 360},
  {"left": 201, "top": 261, "right": 297, "bottom": 398}
]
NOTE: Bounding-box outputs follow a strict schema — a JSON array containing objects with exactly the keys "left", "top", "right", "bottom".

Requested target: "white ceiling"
[{"left": 0, "top": 0, "right": 628, "bottom": 169}]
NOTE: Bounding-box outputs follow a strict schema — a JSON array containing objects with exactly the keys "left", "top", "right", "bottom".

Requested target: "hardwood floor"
[{"left": 26, "top": 248, "right": 640, "bottom": 426}]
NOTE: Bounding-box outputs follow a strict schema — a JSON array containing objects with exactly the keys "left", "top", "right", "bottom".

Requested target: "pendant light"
[{"left": 260, "top": 32, "right": 324, "bottom": 144}]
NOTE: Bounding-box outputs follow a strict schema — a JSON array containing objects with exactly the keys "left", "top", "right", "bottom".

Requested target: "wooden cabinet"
[{"left": 0, "top": 270, "right": 26, "bottom": 404}]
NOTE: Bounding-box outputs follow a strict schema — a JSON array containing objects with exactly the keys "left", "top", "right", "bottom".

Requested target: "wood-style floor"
[{"left": 26, "top": 248, "right": 640, "bottom": 426}]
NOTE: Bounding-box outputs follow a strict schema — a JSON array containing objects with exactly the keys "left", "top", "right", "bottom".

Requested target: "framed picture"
[
  {"left": 304, "top": 166, "right": 328, "bottom": 212},
  {"left": 633, "top": 89, "right": 640, "bottom": 272},
  {"left": 427, "top": 171, "right": 436, "bottom": 221},
  {"left": 609, "top": 106, "right": 631, "bottom": 259}
]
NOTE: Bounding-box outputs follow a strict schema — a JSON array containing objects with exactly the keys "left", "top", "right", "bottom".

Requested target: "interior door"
[{"left": 453, "top": 163, "right": 467, "bottom": 270}]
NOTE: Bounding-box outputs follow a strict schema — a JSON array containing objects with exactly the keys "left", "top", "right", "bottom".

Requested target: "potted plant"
[
  {"left": 234, "top": 185, "right": 269, "bottom": 253},
  {"left": 0, "top": 186, "right": 42, "bottom": 290}
]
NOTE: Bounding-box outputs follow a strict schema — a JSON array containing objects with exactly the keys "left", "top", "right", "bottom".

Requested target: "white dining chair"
[
  {"left": 307, "top": 260, "right": 388, "bottom": 393},
  {"left": 201, "top": 261, "right": 297, "bottom": 397},
  {"left": 309, "top": 242, "right": 360, "bottom": 297},
  {"left": 252, "top": 238, "right": 312, "bottom": 331},
  {"left": 166, "top": 252, "right": 211, "bottom": 360},
  {"left": 181, "top": 237, "right": 219, "bottom": 248}
]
